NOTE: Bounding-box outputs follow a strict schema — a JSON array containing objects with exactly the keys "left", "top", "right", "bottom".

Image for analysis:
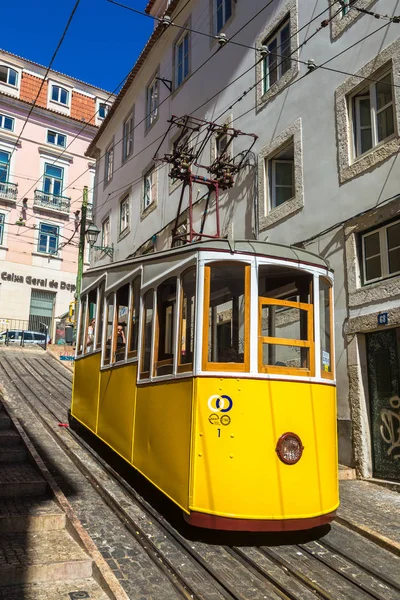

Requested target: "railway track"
[{"left": 0, "top": 348, "right": 399, "bottom": 600}]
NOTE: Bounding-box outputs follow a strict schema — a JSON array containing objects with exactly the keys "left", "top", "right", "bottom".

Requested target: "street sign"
[{"left": 377, "top": 312, "right": 389, "bottom": 326}]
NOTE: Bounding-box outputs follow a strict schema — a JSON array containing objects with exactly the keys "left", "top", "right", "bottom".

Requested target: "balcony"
[
  {"left": 34, "top": 190, "right": 71, "bottom": 214},
  {"left": 0, "top": 181, "right": 18, "bottom": 203}
]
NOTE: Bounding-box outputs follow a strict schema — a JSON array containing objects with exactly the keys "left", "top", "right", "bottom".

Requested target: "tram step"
[
  {"left": 0, "top": 413, "right": 11, "bottom": 431},
  {"left": 0, "top": 577, "right": 110, "bottom": 599},
  {"left": 0, "top": 496, "right": 66, "bottom": 533},
  {"left": 0, "top": 530, "right": 93, "bottom": 586},
  {"left": 0, "top": 445, "right": 27, "bottom": 463},
  {"left": 0, "top": 463, "right": 47, "bottom": 498},
  {"left": 0, "top": 430, "right": 22, "bottom": 447}
]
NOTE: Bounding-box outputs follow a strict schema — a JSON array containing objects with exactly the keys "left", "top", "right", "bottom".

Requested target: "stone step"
[
  {"left": 0, "top": 577, "right": 110, "bottom": 599},
  {"left": 0, "top": 445, "right": 27, "bottom": 463},
  {"left": 0, "top": 430, "right": 22, "bottom": 447},
  {"left": 0, "top": 463, "right": 47, "bottom": 498},
  {"left": 0, "top": 530, "right": 93, "bottom": 586},
  {"left": 0, "top": 496, "right": 66, "bottom": 533},
  {"left": 0, "top": 413, "right": 11, "bottom": 431}
]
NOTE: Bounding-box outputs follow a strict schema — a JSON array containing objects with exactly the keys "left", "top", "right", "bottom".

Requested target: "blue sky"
[{"left": 2, "top": 0, "right": 153, "bottom": 93}]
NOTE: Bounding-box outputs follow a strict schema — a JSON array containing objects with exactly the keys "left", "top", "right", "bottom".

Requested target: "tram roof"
[{"left": 81, "top": 240, "right": 331, "bottom": 294}]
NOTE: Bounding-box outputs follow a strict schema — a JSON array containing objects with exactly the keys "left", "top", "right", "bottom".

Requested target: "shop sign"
[{"left": 1, "top": 271, "right": 76, "bottom": 293}]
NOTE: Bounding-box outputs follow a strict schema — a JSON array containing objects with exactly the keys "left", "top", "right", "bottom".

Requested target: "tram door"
[{"left": 366, "top": 328, "right": 400, "bottom": 481}]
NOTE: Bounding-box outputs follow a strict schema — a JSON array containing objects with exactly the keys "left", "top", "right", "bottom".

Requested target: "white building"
[{"left": 87, "top": 0, "right": 400, "bottom": 482}]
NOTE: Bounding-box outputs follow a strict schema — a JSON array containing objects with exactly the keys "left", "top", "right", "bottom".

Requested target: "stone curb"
[
  {"left": 335, "top": 515, "right": 400, "bottom": 557},
  {"left": 0, "top": 389, "right": 130, "bottom": 600}
]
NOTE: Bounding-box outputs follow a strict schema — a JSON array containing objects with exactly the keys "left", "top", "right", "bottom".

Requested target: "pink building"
[{"left": 0, "top": 49, "right": 114, "bottom": 340}]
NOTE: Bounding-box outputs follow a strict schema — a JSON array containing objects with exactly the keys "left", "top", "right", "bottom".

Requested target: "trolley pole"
[{"left": 75, "top": 185, "right": 88, "bottom": 310}]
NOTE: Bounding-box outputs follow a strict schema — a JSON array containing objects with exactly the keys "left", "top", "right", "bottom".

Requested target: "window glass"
[
  {"left": 260, "top": 303, "right": 309, "bottom": 369},
  {"left": 176, "top": 33, "right": 190, "bottom": 87},
  {"left": 77, "top": 296, "right": 87, "bottom": 355},
  {"left": 215, "top": 0, "right": 232, "bottom": 33},
  {"left": 363, "top": 232, "right": 382, "bottom": 282},
  {"left": 146, "top": 77, "right": 159, "bottom": 127},
  {"left": 155, "top": 278, "right": 177, "bottom": 376},
  {"left": 140, "top": 291, "right": 154, "bottom": 378},
  {"left": 376, "top": 73, "right": 394, "bottom": 143},
  {"left": 105, "top": 145, "right": 114, "bottom": 183},
  {"left": 102, "top": 218, "right": 110, "bottom": 247},
  {"left": 99, "top": 103, "right": 108, "bottom": 119},
  {"left": 144, "top": 167, "right": 156, "bottom": 210},
  {"left": 0, "top": 66, "right": 18, "bottom": 86},
  {"left": 52, "top": 85, "right": 69, "bottom": 105},
  {"left": 269, "top": 141, "right": 294, "bottom": 209},
  {"left": 0, "top": 213, "right": 4, "bottom": 245},
  {"left": 43, "top": 163, "right": 64, "bottom": 197},
  {"left": 104, "top": 294, "right": 115, "bottom": 366},
  {"left": 128, "top": 277, "right": 140, "bottom": 358},
  {"left": 179, "top": 267, "right": 196, "bottom": 369},
  {"left": 96, "top": 284, "right": 105, "bottom": 349},
  {"left": 120, "top": 195, "right": 130, "bottom": 233},
  {"left": 38, "top": 223, "right": 59, "bottom": 254},
  {"left": 85, "top": 288, "right": 97, "bottom": 353},
  {"left": 123, "top": 112, "right": 134, "bottom": 160},
  {"left": 47, "top": 130, "right": 66, "bottom": 147},
  {"left": 114, "top": 284, "right": 129, "bottom": 363},
  {"left": 263, "top": 18, "right": 291, "bottom": 94},
  {"left": 0, "top": 114, "right": 14, "bottom": 131},
  {"left": 320, "top": 278, "right": 332, "bottom": 376},
  {"left": 0, "top": 150, "right": 10, "bottom": 182},
  {"left": 387, "top": 222, "right": 400, "bottom": 275},
  {"left": 206, "top": 263, "right": 246, "bottom": 364}
]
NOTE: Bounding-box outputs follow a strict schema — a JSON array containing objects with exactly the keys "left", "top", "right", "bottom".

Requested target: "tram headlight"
[{"left": 276, "top": 433, "right": 304, "bottom": 465}]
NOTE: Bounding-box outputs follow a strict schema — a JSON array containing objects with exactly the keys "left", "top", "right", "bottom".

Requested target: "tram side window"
[
  {"left": 128, "top": 276, "right": 140, "bottom": 359},
  {"left": 320, "top": 277, "right": 333, "bottom": 378},
  {"left": 204, "top": 262, "right": 249, "bottom": 369},
  {"left": 114, "top": 283, "right": 129, "bottom": 363},
  {"left": 140, "top": 290, "right": 154, "bottom": 379},
  {"left": 96, "top": 283, "right": 105, "bottom": 350},
  {"left": 77, "top": 295, "right": 87, "bottom": 356},
  {"left": 179, "top": 267, "right": 196, "bottom": 372},
  {"left": 258, "top": 266, "right": 313, "bottom": 373},
  {"left": 155, "top": 278, "right": 177, "bottom": 376},
  {"left": 85, "top": 288, "right": 97, "bottom": 354},
  {"left": 104, "top": 294, "right": 115, "bottom": 366}
]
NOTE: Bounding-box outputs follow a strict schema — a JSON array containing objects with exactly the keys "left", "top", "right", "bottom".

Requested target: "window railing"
[
  {"left": 34, "top": 190, "right": 70, "bottom": 213},
  {"left": 0, "top": 181, "right": 18, "bottom": 201}
]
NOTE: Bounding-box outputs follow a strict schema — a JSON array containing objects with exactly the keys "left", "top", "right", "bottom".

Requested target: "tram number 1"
[{"left": 217, "top": 428, "right": 221, "bottom": 438}]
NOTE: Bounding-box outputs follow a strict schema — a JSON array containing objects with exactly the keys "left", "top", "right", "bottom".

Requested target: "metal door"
[
  {"left": 28, "top": 289, "right": 55, "bottom": 333},
  {"left": 366, "top": 328, "right": 400, "bottom": 481}
]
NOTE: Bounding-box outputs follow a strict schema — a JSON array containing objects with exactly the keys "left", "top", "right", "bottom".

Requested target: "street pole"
[{"left": 75, "top": 185, "right": 88, "bottom": 313}]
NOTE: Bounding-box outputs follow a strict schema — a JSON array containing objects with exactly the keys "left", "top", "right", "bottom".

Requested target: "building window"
[
  {"left": 0, "top": 150, "right": 10, "bottom": 182},
  {"left": 119, "top": 195, "right": 130, "bottom": 233},
  {"left": 143, "top": 167, "right": 156, "bottom": 210},
  {"left": 98, "top": 103, "right": 109, "bottom": 119},
  {"left": 268, "top": 142, "right": 294, "bottom": 210},
  {"left": 0, "top": 66, "right": 18, "bottom": 87},
  {"left": 175, "top": 32, "right": 190, "bottom": 88},
  {"left": 102, "top": 217, "right": 110, "bottom": 247},
  {"left": 123, "top": 112, "right": 134, "bottom": 161},
  {"left": 38, "top": 223, "right": 59, "bottom": 254},
  {"left": 361, "top": 220, "right": 400, "bottom": 284},
  {"left": 0, "top": 114, "right": 14, "bottom": 132},
  {"left": 47, "top": 130, "right": 66, "bottom": 148},
  {"left": 351, "top": 71, "right": 395, "bottom": 158},
  {"left": 341, "top": 0, "right": 356, "bottom": 17},
  {"left": 262, "top": 18, "right": 291, "bottom": 94},
  {"left": 214, "top": 0, "right": 232, "bottom": 33},
  {"left": 146, "top": 75, "right": 159, "bottom": 129},
  {"left": 105, "top": 144, "right": 114, "bottom": 184},
  {"left": 0, "top": 213, "right": 4, "bottom": 245},
  {"left": 51, "top": 85, "right": 69, "bottom": 106},
  {"left": 43, "top": 163, "right": 64, "bottom": 196}
]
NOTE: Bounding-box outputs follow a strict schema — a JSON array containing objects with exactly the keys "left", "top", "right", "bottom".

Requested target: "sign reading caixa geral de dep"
[{"left": 1, "top": 271, "right": 76, "bottom": 293}]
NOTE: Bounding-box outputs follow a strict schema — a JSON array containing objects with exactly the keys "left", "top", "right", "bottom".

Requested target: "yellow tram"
[{"left": 70, "top": 240, "right": 338, "bottom": 531}]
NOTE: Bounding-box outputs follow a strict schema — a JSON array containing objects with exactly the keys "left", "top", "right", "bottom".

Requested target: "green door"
[{"left": 366, "top": 328, "right": 400, "bottom": 481}]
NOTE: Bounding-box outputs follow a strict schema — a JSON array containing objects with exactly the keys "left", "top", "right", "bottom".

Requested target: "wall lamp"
[{"left": 85, "top": 222, "right": 113, "bottom": 259}]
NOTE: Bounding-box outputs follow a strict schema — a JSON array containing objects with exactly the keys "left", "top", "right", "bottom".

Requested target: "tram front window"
[
  {"left": 204, "top": 262, "right": 249, "bottom": 370},
  {"left": 258, "top": 265, "right": 313, "bottom": 374},
  {"left": 320, "top": 277, "right": 333, "bottom": 378}
]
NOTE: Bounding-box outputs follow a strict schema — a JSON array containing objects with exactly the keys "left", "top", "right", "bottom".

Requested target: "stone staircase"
[{"left": 0, "top": 400, "right": 114, "bottom": 599}]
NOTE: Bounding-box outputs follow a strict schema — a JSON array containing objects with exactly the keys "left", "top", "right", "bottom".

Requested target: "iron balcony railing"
[
  {"left": 34, "top": 190, "right": 71, "bottom": 213},
  {"left": 0, "top": 181, "right": 18, "bottom": 202}
]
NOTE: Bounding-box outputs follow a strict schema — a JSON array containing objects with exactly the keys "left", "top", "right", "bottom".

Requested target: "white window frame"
[
  {"left": 51, "top": 85, "right": 69, "bottom": 106},
  {"left": 0, "top": 65, "right": 18, "bottom": 87},
  {"left": 0, "top": 148, "right": 11, "bottom": 183},
  {"left": 143, "top": 167, "right": 156, "bottom": 211},
  {"left": 104, "top": 143, "right": 114, "bottom": 185},
  {"left": 175, "top": 31, "right": 190, "bottom": 88},
  {"left": 123, "top": 111, "right": 134, "bottom": 161},
  {"left": 269, "top": 156, "right": 294, "bottom": 210},
  {"left": 102, "top": 217, "right": 110, "bottom": 247},
  {"left": 47, "top": 129, "right": 67, "bottom": 148},
  {"left": 37, "top": 222, "right": 60, "bottom": 254},
  {"left": 214, "top": 0, "right": 233, "bottom": 34},
  {"left": 98, "top": 103, "right": 109, "bottom": 120},
  {"left": 119, "top": 194, "right": 130, "bottom": 234},
  {"left": 146, "top": 75, "right": 159, "bottom": 129},
  {"left": 0, "top": 212, "right": 5, "bottom": 246},
  {"left": 351, "top": 70, "right": 395, "bottom": 159},
  {"left": 361, "top": 219, "right": 400, "bottom": 285},
  {"left": 262, "top": 18, "right": 291, "bottom": 94},
  {"left": 0, "top": 113, "right": 14, "bottom": 132}
]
